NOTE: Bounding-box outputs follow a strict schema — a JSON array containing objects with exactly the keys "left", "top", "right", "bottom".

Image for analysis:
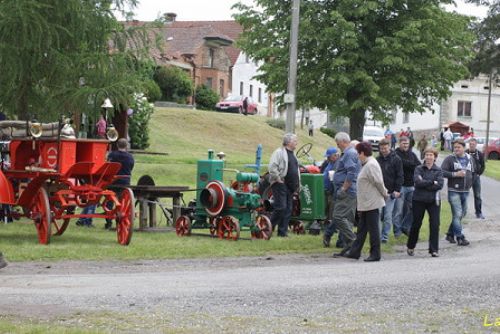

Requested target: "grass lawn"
[
  {"left": 484, "top": 159, "right": 500, "bottom": 181},
  {"left": 0, "top": 107, "right": 455, "bottom": 262},
  {"left": 0, "top": 202, "right": 451, "bottom": 262}
]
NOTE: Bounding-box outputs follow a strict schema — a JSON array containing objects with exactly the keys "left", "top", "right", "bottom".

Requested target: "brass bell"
[
  {"left": 29, "top": 122, "right": 43, "bottom": 138},
  {"left": 106, "top": 125, "right": 118, "bottom": 142}
]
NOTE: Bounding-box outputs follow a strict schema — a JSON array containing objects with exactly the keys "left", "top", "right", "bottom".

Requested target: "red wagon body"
[{"left": 0, "top": 137, "right": 134, "bottom": 245}]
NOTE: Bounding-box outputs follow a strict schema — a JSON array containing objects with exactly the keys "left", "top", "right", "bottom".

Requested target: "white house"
[
  {"left": 231, "top": 52, "right": 269, "bottom": 116},
  {"left": 390, "top": 75, "right": 500, "bottom": 138}
]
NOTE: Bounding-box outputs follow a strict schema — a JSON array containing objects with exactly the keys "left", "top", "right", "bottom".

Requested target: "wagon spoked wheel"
[
  {"left": 116, "top": 188, "right": 134, "bottom": 246},
  {"left": 51, "top": 217, "right": 70, "bottom": 236},
  {"left": 252, "top": 215, "right": 273, "bottom": 240},
  {"left": 296, "top": 143, "right": 313, "bottom": 159},
  {"left": 31, "top": 188, "right": 52, "bottom": 245},
  {"left": 217, "top": 215, "right": 240, "bottom": 241},
  {"left": 175, "top": 215, "right": 191, "bottom": 236}
]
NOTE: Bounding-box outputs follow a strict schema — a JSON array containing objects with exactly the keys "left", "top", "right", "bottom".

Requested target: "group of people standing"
[{"left": 268, "top": 130, "right": 486, "bottom": 262}]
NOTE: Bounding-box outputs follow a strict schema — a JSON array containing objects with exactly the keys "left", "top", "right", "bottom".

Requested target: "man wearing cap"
[{"left": 322, "top": 147, "right": 340, "bottom": 247}]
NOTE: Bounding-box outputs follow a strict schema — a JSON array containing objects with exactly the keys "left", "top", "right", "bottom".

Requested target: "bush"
[
  {"left": 320, "top": 127, "right": 337, "bottom": 138},
  {"left": 153, "top": 66, "right": 193, "bottom": 103},
  {"left": 195, "top": 85, "right": 219, "bottom": 110},
  {"left": 142, "top": 79, "right": 161, "bottom": 102},
  {"left": 129, "top": 94, "right": 154, "bottom": 149},
  {"left": 266, "top": 118, "right": 285, "bottom": 130}
]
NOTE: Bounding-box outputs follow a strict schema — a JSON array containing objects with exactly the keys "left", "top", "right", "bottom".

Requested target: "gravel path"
[{"left": 1, "top": 172, "right": 499, "bottom": 333}]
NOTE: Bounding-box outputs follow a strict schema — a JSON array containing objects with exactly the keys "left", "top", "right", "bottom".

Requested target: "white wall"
[
  {"left": 390, "top": 103, "right": 441, "bottom": 135},
  {"left": 443, "top": 76, "right": 500, "bottom": 137},
  {"left": 390, "top": 75, "right": 500, "bottom": 137},
  {"left": 231, "top": 52, "right": 268, "bottom": 115}
]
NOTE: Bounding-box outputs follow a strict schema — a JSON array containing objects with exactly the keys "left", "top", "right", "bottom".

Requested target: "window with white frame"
[
  {"left": 239, "top": 82, "right": 244, "bottom": 95},
  {"left": 258, "top": 88, "right": 262, "bottom": 103},
  {"left": 457, "top": 101, "right": 471, "bottom": 117},
  {"left": 249, "top": 84, "right": 253, "bottom": 97}
]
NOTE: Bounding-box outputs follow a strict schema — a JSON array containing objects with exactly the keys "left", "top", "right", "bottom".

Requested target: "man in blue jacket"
[
  {"left": 441, "top": 138, "right": 473, "bottom": 246},
  {"left": 330, "top": 132, "right": 361, "bottom": 257},
  {"left": 322, "top": 147, "right": 340, "bottom": 247}
]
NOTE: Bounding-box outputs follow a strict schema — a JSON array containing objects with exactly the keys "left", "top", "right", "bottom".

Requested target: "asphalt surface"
[{"left": 0, "top": 156, "right": 499, "bottom": 333}]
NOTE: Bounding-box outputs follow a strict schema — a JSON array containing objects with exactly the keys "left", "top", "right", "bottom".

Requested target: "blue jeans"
[
  {"left": 393, "top": 186, "right": 414, "bottom": 235},
  {"left": 380, "top": 196, "right": 397, "bottom": 241},
  {"left": 79, "top": 205, "right": 96, "bottom": 225},
  {"left": 447, "top": 191, "right": 468, "bottom": 238}
]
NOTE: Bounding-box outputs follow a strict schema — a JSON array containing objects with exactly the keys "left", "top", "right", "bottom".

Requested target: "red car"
[
  {"left": 215, "top": 96, "right": 258, "bottom": 115},
  {"left": 484, "top": 138, "right": 500, "bottom": 160}
]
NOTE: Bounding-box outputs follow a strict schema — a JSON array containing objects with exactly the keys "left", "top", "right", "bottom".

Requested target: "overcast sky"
[{"left": 124, "top": 0, "right": 488, "bottom": 21}]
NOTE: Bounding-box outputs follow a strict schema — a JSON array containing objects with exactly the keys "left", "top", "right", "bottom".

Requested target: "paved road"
[{"left": 0, "top": 170, "right": 499, "bottom": 333}]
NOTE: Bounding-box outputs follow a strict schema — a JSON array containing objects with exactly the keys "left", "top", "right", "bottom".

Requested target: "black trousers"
[
  {"left": 270, "top": 182, "right": 293, "bottom": 237},
  {"left": 407, "top": 200, "right": 440, "bottom": 253},
  {"left": 349, "top": 209, "right": 381, "bottom": 259}
]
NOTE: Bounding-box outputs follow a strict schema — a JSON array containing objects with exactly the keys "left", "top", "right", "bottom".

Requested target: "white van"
[{"left": 363, "top": 126, "right": 385, "bottom": 151}]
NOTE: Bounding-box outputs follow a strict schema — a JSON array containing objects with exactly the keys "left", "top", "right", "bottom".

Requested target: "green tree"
[
  {"left": 0, "top": 0, "right": 155, "bottom": 121},
  {"left": 234, "top": 0, "right": 474, "bottom": 139},
  {"left": 195, "top": 85, "right": 220, "bottom": 110},
  {"left": 153, "top": 66, "right": 194, "bottom": 104},
  {"left": 466, "top": 0, "right": 500, "bottom": 76}
]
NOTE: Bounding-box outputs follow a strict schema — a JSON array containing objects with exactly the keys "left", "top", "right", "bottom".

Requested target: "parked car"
[
  {"left": 464, "top": 136, "right": 486, "bottom": 152},
  {"left": 215, "top": 96, "right": 258, "bottom": 115},
  {"left": 484, "top": 138, "right": 500, "bottom": 160},
  {"left": 363, "top": 126, "right": 385, "bottom": 151}
]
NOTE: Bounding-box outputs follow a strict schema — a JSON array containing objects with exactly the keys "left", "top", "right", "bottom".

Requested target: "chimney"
[{"left": 163, "top": 12, "right": 177, "bottom": 24}]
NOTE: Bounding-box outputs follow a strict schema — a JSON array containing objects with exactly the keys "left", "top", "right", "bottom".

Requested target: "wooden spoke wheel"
[
  {"left": 31, "top": 188, "right": 52, "bottom": 245},
  {"left": 290, "top": 220, "right": 305, "bottom": 235},
  {"left": 116, "top": 188, "right": 134, "bottom": 246},
  {"left": 217, "top": 215, "right": 240, "bottom": 241},
  {"left": 175, "top": 215, "right": 192, "bottom": 236},
  {"left": 251, "top": 215, "right": 273, "bottom": 240}
]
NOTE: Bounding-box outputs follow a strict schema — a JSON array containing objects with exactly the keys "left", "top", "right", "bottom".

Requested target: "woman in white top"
[{"left": 344, "top": 141, "right": 388, "bottom": 262}]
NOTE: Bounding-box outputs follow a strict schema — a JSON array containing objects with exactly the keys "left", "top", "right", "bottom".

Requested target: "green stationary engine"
[{"left": 174, "top": 150, "right": 272, "bottom": 240}]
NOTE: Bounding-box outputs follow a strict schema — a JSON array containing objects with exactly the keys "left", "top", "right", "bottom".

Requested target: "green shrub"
[
  {"left": 153, "top": 66, "right": 193, "bottom": 103},
  {"left": 129, "top": 94, "right": 154, "bottom": 149},
  {"left": 142, "top": 79, "right": 161, "bottom": 102},
  {"left": 320, "top": 127, "right": 337, "bottom": 138},
  {"left": 195, "top": 85, "right": 219, "bottom": 110},
  {"left": 266, "top": 118, "right": 285, "bottom": 130}
]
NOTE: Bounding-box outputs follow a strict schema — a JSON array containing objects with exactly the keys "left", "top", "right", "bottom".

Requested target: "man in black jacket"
[
  {"left": 394, "top": 136, "right": 421, "bottom": 236},
  {"left": 376, "top": 139, "right": 404, "bottom": 243},
  {"left": 466, "top": 138, "right": 485, "bottom": 219},
  {"left": 441, "top": 138, "right": 474, "bottom": 246}
]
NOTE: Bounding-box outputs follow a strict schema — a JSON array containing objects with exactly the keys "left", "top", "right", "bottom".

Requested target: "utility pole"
[
  {"left": 485, "top": 69, "right": 493, "bottom": 161},
  {"left": 285, "top": 0, "right": 300, "bottom": 133}
]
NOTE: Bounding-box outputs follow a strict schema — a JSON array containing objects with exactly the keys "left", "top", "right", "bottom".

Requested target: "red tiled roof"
[
  {"left": 170, "top": 20, "right": 243, "bottom": 65},
  {"left": 122, "top": 20, "right": 244, "bottom": 66}
]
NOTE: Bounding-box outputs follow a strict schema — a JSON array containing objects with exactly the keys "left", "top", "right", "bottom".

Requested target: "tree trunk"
[{"left": 349, "top": 108, "right": 366, "bottom": 141}]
